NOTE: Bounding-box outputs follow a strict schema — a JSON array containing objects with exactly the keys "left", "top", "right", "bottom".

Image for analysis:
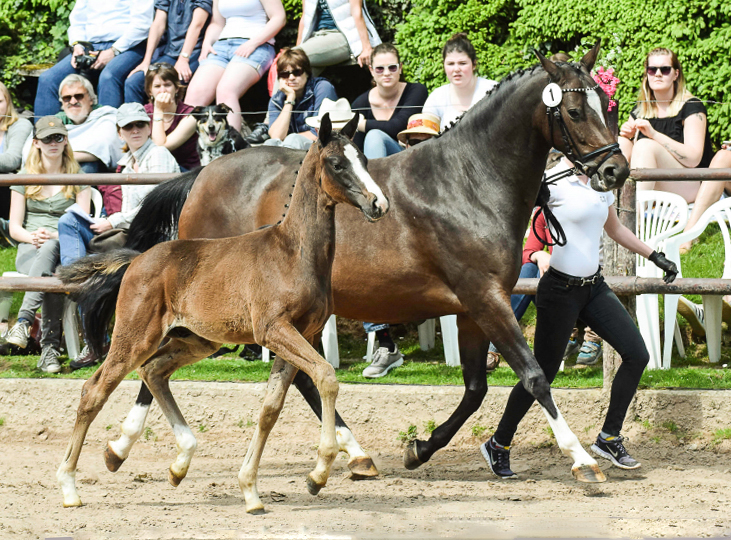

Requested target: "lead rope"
[{"left": 533, "top": 164, "right": 576, "bottom": 247}]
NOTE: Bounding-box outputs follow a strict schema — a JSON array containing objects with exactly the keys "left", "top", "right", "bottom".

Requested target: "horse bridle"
[{"left": 534, "top": 82, "right": 622, "bottom": 248}]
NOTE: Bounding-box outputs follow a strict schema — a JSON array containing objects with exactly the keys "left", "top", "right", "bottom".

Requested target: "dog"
[{"left": 192, "top": 104, "right": 249, "bottom": 166}]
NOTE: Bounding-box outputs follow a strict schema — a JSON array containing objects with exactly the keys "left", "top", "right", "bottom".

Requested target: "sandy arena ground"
[{"left": 1, "top": 378, "right": 730, "bottom": 539}]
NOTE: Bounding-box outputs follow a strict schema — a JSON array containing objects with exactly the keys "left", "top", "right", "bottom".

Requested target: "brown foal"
[{"left": 56, "top": 114, "right": 389, "bottom": 513}]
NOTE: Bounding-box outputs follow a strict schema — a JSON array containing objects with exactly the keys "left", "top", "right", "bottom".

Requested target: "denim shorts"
[{"left": 200, "top": 38, "right": 275, "bottom": 76}]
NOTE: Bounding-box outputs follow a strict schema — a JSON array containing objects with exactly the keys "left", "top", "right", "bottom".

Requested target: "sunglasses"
[
  {"left": 373, "top": 63, "right": 400, "bottom": 75},
  {"left": 278, "top": 68, "right": 304, "bottom": 79},
  {"left": 61, "top": 93, "right": 87, "bottom": 103},
  {"left": 38, "top": 134, "right": 66, "bottom": 144},
  {"left": 121, "top": 121, "right": 149, "bottom": 130},
  {"left": 646, "top": 65, "right": 673, "bottom": 76}
]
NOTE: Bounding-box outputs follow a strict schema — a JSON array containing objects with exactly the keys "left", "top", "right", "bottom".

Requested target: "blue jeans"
[
  {"left": 363, "top": 129, "right": 403, "bottom": 159},
  {"left": 124, "top": 52, "right": 201, "bottom": 104},
  {"left": 363, "top": 322, "right": 389, "bottom": 333},
  {"left": 80, "top": 161, "right": 107, "bottom": 174},
  {"left": 489, "top": 262, "right": 540, "bottom": 354},
  {"left": 35, "top": 41, "right": 147, "bottom": 118},
  {"left": 58, "top": 212, "right": 95, "bottom": 266}
]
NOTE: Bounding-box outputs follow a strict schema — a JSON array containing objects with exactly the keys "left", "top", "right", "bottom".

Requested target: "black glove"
[{"left": 649, "top": 250, "right": 678, "bottom": 284}]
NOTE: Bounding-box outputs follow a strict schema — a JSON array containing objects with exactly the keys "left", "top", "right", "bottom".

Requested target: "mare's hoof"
[
  {"left": 247, "top": 506, "right": 266, "bottom": 515},
  {"left": 348, "top": 456, "right": 379, "bottom": 479},
  {"left": 306, "top": 475, "right": 323, "bottom": 496},
  {"left": 103, "top": 442, "right": 125, "bottom": 473},
  {"left": 168, "top": 467, "right": 184, "bottom": 487},
  {"left": 572, "top": 463, "right": 606, "bottom": 483},
  {"left": 403, "top": 441, "right": 423, "bottom": 470},
  {"left": 62, "top": 497, "right": 82, "bottom": 508}
]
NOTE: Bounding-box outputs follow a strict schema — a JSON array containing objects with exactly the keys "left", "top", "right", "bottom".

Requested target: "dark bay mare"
[
  {"left": 55, "top": 115, "right": 389, "bottom": 511},
  {"left": 117, "top": 44, "right": 629, "bottom": 484}
]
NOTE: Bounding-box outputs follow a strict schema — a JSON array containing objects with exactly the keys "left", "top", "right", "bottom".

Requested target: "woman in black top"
[
  {"left": 618, "top": 47, "right": 711, "bottom": 205},
  {"left": 351, "top": 43, "right": 428, "bottom": 159}
]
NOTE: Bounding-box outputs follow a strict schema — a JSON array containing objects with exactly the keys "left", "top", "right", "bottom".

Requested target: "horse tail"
[
  {"left": 125, "top": 167, "right": 201, "bottom": 252},
  {"left": 57, "top": 249, "right": 141, "bottom": 358}
]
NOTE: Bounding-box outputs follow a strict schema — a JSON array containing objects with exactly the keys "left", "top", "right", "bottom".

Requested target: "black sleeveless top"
[{"left": 633, "top": 98, "right": 714, "bottom": 168}]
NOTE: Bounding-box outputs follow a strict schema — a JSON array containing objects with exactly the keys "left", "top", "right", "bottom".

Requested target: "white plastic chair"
[
  {"left": 663, "top": 197, "right": 731, "bottom": 368},
  {"left": 635, "top": 191, "right": 689, "bottom": 369},
  {"left": 0, "top": 189, "right": 104, "bottom": 359}
]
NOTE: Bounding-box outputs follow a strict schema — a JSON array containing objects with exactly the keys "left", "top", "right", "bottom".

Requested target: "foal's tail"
[
  {"left": 58, "top": 249, "right": 141, "bottom": 358},
  {"left": 125, "top": 167, "right": 201, "bottom": 252}
]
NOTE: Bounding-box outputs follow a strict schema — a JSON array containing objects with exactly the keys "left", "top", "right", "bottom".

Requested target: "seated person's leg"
[
  {"left": 58, "top": 212, "right": 95, "bottom": 266},
  {"left": 97, "top": 42, "right": 147, "bottom": 108},
  {"left": 79, "top": 160, "right": 106, "bottom": 174},
  {"left": 296, "top": 31, "right": 351, "bottom": 75},
  {"left": 631, "top": 137, "right": 698, "bottom": 202},
  {"left": 510, "top": 262, "right": 540, "bottom": 321},
  {"left": 363, "top": 129, "right": 402, "bottom": 159},
  {"left": 281, "top": 133, "right": 314, "bottom": 150},
  {"left": 618, "top": 136, "right": 633, "bottom": 162},
  {"left": 35, "top": 57, "right": 77, "bottom": 118},
  {"left": 361, "top": 321, "right": 403, "bottom": 378}
]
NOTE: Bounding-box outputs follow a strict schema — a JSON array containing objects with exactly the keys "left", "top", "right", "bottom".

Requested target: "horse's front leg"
[
  {"left": 264, "top": 322, "right": 339, "bottom": 496},
  {"left": 404, "top": 313, "right": 489, "bottom": 468},
  {"left": 238, "top": 357, "right": 298, "bottom": 514},
  {"left": 293, "top": 370, "right": 378, "bottom": 478}
]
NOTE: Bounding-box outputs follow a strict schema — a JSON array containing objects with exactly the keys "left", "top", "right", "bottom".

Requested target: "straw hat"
[
  {"left": 305, "top": 98, "right": 360, "bottom": 129},
  {"left": 397, "top": 113, "right": 440, "bottom": 144}
]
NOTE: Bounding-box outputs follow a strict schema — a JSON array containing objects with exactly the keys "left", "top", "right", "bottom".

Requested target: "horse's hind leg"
[
  {"left": 239, "top": 357, "right": 298, "bottom": 514},
  {"left": 293, "top": 370, "right": 378, "bottom": 478},
  {"left": 105, "top": 383, "right": 153, "bottom": 472},
  {"left": 136, "top": 335, "right": 219, "bottom": 487},
  {"left": 405, "top": 313, "right": 489, "bottom": 469}
]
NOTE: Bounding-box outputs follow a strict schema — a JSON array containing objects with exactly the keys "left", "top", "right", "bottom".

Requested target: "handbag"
[{"left": 88, "top": 228, "right": 128, "bottom": 253}]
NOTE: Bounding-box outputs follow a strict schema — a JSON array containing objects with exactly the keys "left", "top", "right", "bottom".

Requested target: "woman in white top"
[
  {"left": 481, "top": 156, "right": 677, "bottom": 479},
  {"left": 185, "top": 0, "right": 286, "bottom": 131},
  {"left": 423, "top": 33, "right": 497, "bottom": 132}
]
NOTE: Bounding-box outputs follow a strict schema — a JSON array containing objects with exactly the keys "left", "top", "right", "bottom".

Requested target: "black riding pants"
[{"left": 494, "top": 269, "right": 649, "bottom": 445}]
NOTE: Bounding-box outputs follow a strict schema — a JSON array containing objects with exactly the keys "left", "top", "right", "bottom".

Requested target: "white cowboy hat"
[{"left": 305, "top": 98, "right": 360, "bottom": 129}]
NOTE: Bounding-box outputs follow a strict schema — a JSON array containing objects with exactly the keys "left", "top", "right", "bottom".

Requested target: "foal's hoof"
[
  {"left": 62, "top": 496, "right": 83, "bottom": 508},
  {"left": 306, "top": 475, "right": 323, "bottom": 496},
  {"left": 168, "top": 467, "right": 185, "bottom": 487},
  {"left": 572, "top": 463, "right": 607, "bottom": 483},
  {"left": 103, "top": 443, "right": 125, "bottom": 473},
  {"left": 247, "top": 506, "right": 266, "bottom": 515},
  {"left": 403, "top": 441, "right": 423, "bottom": 470},
  {"left": 348, "top": 456, "right": 379, "bottom": 479}
]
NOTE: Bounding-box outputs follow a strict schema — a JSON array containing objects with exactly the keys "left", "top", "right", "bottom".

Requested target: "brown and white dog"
[{"left": 192, "top": 104, "right": 249, "bottom": 166}]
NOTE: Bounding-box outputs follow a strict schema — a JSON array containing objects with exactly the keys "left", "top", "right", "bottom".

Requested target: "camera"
[{"left": 75, "top": 53, "right": 95, "bottom": 71}]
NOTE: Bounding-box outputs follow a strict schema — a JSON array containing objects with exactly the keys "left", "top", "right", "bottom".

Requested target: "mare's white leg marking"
[
  {"left": 540, "top": 401, "right": 596, "bottom": 468},
  {"left": 344, "top": 144, "right": 388, "bottom": 210},
  {"left": 56, "top": 468, "right": 81, "bottom": 507},
  {"left": 170, "top": 423, "right": 197, "bottom": 479},
  {"left": 336, "top": 426, "right": 367, "bottom": 458},
  {"left": 108, "top": 403, "right": 150, "bottom": 460},
  {"left": 587, "top": 90, "right": 607, "bottom": 127}
]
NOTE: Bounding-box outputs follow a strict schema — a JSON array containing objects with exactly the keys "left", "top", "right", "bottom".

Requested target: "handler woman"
[{"left": 481, "top": 156, "right": 678, "bottom": 478}]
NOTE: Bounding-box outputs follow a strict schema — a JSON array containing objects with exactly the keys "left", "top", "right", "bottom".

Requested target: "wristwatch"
[
  {"left": 111, "top": 46, "right": 121, "bottom": 56},
  {"left": 284, "top": 100, "right": 296, "bottom": 106},
  {"left": 180, "top": 51, "right": 190, "bottom": 59}
]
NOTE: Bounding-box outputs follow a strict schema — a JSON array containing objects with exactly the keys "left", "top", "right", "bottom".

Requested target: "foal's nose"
[{"left": 371, "top": 194, "right": 389, "bottom": 217}]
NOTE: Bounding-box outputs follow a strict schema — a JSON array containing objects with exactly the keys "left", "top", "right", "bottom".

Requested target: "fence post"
[{"left": 602, "top": 178, "right": 637, "bottom": 388}]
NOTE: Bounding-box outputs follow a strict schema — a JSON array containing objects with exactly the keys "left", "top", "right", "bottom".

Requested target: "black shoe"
[
  {"left": 70, "top": 343, "right": 109, "bottom": 370},
  {"left": 0, "top": 218, "right": 17, "bottom": 248},
  {"left": 591, "top": 434, "right": 640, "bottom": 469},
  {"left": 245, "top": 123, "right": 270, "bottom": 145},
  {"left": 480, "top": 436, "right": 517, "bottom": 479},
  {"left": 239, "top": 343, "right": 262, "bottom": 361},
  {"left": 209, "top": 345, "right": 239, "bottom": 359}
]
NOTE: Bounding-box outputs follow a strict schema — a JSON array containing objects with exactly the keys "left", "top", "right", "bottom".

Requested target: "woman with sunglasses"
[
  {"left": 184, "top": 0, "right": 286, "bottom": 132},
  {"left": 619, "top": 48, "right": 713, "bottom": 207},
  {"left": 145, "top": 63, "right": 201, "bottom": 170},
  {"left": 5, "top": 117, "right": 90, "bottom": 373},
  {"left": 351, "top": 43, "right": 427, "bottom": 160},
  {"left": 265, "top": 48, "right": 336, "bottom": 149},
  {"left": 423, "top": 33, "right": 497, "bottom": 133}
]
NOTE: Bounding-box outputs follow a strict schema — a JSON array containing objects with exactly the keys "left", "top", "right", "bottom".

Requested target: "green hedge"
[{"left": 3, "top": 0, "right": 730, "bottom": 145}]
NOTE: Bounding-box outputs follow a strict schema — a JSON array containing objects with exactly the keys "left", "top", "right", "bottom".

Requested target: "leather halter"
[{"left": 534, "top": 82, "right": 622, "bottom": 248}]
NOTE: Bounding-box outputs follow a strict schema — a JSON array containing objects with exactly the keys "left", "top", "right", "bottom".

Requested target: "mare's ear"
[
  {"left": 339, "top": 114, "right": 359, "bottom": 140},
  {"left": 534, "top": 50, "right": 561, "bottom": 82},
  {"left": 217, "top": 103, "right": 233, "bottom": 114},
  {"left": 580, "top": 39, "right": 601, "bottom": 73},
  {"left": 318, "top": 113, "right": 332, "bottom": 147}
]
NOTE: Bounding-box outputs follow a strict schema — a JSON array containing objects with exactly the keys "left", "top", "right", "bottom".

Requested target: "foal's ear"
[
  {"left": 534, "top": 50, "right": 561, "bottom": 83},
  {"left": 318, "top": 113, "right": 332, "bottom": 147},
  {"left": 339, "top": 114, "right": 359, "bottom": 140},
  {"left": 580, "top": 39, "right": 601, "bottom": 73}
]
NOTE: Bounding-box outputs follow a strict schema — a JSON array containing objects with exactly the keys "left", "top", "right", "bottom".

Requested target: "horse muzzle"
[
  {"left": 362, "top": 194, "right": 390, "bottom": 222},
  {"left": 589, "top": 153, "right": 630, "bottom": 192}
]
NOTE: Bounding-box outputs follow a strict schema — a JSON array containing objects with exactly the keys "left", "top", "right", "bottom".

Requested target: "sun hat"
[
  {"left": 34, "top": 116, "right": 68, "bottom": 139},
  {"left": 116, "top": 102, "right": 151, "bottom": 128},
  {"left": 397, "top": 113, "right": 440, "bottom": 144},
  {"left": 305, "top": 98, "right": 360, "bottom": 129}
]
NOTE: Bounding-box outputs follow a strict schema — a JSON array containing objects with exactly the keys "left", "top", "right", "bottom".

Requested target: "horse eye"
[{"left": 568, "top": 109, "right": 581, "bottom": 120}]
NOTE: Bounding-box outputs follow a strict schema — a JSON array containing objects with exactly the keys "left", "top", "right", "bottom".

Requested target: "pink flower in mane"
[{"left": 592, "top": 66, "right": 620, "bottom": 111}]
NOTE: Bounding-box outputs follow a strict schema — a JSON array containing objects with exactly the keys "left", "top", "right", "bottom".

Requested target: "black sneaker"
[
  {"left": 480, "top": 436, "right": 517, "bottom": 479},
  {"left": 239, "top": 343, "right": 262, "bottom": 361},
  {"left": 244, "top": 123, "right": 270, "bottom": 145},
  {"left": 591, "top": 434, "right": 640, "bottom": 469}
]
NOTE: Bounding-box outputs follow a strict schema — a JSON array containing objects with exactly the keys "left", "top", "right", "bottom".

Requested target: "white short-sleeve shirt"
[
  {"left": 423, "top": 77, "right": 498, "bottom": 132},
  {"left": 547, "top": 162, "right": 615, "bottom": 277}
]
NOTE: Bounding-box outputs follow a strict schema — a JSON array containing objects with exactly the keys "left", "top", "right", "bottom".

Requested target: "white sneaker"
[
  {"left": 38, "top": 346, "right": 62, "bottom": 374},
  {"left": 362, "top": 347, "right": 404, "bottom": 378},
  {"left": 6, "top": 320, "right": 31, "bottom": 348}
]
